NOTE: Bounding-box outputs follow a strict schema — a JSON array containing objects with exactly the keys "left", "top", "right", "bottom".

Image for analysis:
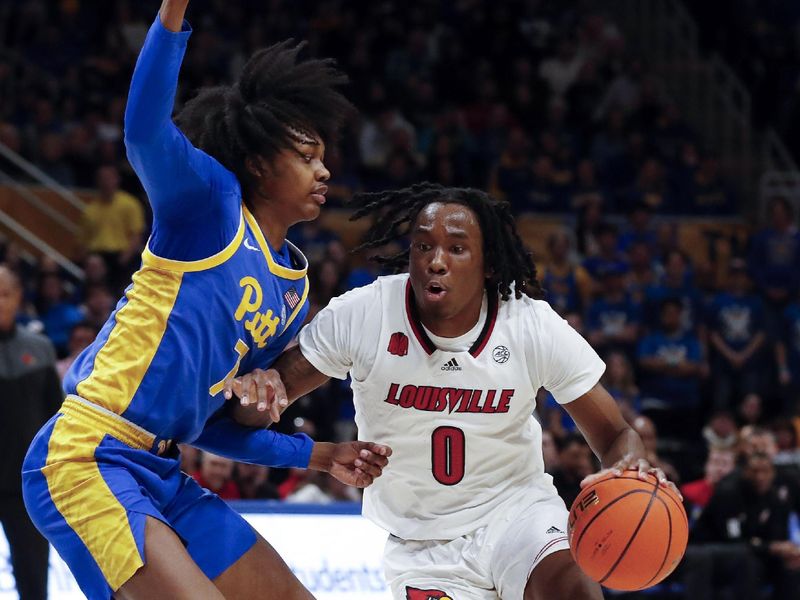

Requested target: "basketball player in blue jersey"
[{"left": 21, "top": 1, "right": 390, "bottom": 599}]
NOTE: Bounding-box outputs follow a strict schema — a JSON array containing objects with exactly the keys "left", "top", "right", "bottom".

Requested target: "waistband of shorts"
[{"left": 60, "top": 395, "right": 172, "bottom": 455}]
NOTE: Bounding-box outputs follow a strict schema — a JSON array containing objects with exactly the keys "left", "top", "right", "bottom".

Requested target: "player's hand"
[
  {"left": 580, "top": 454, "right": 682, "bottom": 500},
  {"left": 222, "top": 368, "right": 288, "bottom": 422},
  {"left": 310, "top": 441, "right": 392, "bottom": 488}
]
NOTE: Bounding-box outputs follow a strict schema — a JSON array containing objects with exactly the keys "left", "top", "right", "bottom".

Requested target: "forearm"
[
  {"left": 231, "top": 345, "right": 330, "bottom": 427},
  {"left": 160, "top": 0, "right": 189, "bottom": 32},
  {"left": 124, "top": 12, "right": 190, "bottom": 148},
  {"left": 597, "top": 426, "right": 647, "bottom": 469},
  {"left": 192, "top": 413, "right": 313, "bottom": 468},
  {"left": 742, "top": 332, "right": 765, "bottom": 359}
]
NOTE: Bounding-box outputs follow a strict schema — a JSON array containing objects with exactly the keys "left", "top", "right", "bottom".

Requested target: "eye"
[
  {"left": 302, "top": 154, "right": 313, "bottom": 163},
  {"left": 451, "top": 245, "right": 464, "bottom": 254},
  {"left": 415, "top": 242, "right": 431, "bottom": 252}
]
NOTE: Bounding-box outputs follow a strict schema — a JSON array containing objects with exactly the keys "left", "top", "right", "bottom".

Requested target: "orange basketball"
[{"left": 567, "top": 469, "right": 688, "bottom": 591}]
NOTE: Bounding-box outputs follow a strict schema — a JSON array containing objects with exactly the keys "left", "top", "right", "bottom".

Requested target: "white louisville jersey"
[{"left": 299, "top": 274, "right": 605, "bottom": 541}]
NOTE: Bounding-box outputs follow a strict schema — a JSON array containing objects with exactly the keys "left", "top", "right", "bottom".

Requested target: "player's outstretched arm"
[
  {"left": 225, "top": 345, "right": 331, "bottom": 427},
  {"left": 309, "top": 441, "right": 392, "bottom": 488},
  {"left": 125, "top": 0, "right": 237, "bottom": 228},
  {"left": 565, "top": 382, "right": 681, "bottom": 498}
]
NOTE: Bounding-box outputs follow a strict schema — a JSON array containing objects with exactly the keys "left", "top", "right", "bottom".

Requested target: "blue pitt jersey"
[{"left": 64, "top": 206, "right": 309, "bottom": 443}]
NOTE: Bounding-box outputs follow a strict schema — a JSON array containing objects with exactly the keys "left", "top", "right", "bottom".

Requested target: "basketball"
[{"left": 567, "top": 470, "right": 689, "bottom": 591}]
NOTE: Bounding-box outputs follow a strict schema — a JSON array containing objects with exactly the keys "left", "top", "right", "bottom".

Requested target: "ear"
[{"left": 246, "top": 156, "right": 271, "bottom": 178}]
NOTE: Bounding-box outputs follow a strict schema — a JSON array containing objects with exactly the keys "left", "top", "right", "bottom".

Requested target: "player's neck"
[
  {"left": 249, "top": 202, "right": 288, "bottom": 251},
  {"left": 418, "top": 294, "right": 484, "bottom": 338}
]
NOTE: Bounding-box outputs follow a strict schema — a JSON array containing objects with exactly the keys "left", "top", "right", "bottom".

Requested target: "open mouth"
[{"left": 425, "top": 281, "right": 447, "bottom": 300}]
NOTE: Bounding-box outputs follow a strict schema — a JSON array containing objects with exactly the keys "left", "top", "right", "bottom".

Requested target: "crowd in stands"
[
  {"left": 1, "top": 1, "right": 800, "bottom": 596},
  {"left": 689, "top": 0, "right": 800, "bottom": 165}
]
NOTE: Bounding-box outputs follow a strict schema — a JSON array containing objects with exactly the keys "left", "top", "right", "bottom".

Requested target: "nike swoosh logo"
[{"left": 243, "top": 238, "right": 260, "bottom": 252}]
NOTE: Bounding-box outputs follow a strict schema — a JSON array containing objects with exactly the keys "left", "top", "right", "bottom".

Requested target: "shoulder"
[{"left": 503, "top": 293, "right": 563, "bottom": 331}]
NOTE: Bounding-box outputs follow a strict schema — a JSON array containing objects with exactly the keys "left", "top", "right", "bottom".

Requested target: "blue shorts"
[{"left": 21, "top": 396, "right": 256, "bottom": 600}]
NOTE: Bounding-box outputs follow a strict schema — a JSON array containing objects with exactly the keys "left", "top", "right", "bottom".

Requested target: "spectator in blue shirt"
[
  {"left": 586, "top": 264, "right": 640, "bottom": 356},
  {"left": 34, "top": 273, "right": 84, "bottom": 357},
  {"left": 776, "top": 294, "right": 800, "bottom": 415},
  {"left": 707, "top": 258, "right": 766, "bottom": 411},
  {"left": 618, "top": 201, "right": 657, "bottom": 253},
  {"left": 638, "top": 298, "right": 705, "bottom": 438},
  {"left": 749, "top": 196, "right": 800, "bottom": 335},
  {"left": 644, "top": 249, "right": 703, "bottom": 335},
  {"left": 582, "top": 221, "right": 628, "bottom": 280}
]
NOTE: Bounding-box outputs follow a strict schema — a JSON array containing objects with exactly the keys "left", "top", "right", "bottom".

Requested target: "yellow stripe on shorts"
[{"left": 42, "top": 412, "right": 144, "bottom": 591}]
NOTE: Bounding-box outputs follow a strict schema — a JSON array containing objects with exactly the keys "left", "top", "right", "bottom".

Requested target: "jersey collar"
[{"left": 404, "top": 279, "right": 498, "bottom": 358}]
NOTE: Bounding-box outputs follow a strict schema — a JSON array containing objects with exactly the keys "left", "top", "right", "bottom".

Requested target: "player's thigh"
[
  {"left": 523, "top": 550, "right": 601, "bottom": 600},
  {"left": 115, "top": 516, "right": 224, "bottom": 600},
  {"left": 489, "top": 494, "right": 573, "bottom": 599},
  {"left": 213, "top": 530, "right": 314, "bottom": 600},
  {"left": 384, "top": 534, "right": 496, "bottom": 600}
]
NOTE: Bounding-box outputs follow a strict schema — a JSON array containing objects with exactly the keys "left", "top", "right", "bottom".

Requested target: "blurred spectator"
[
  {"left": 749, "top": 196, "right": 800, "bottom": 334},
  {"left": 693, "top": 452, "right": 800, "bottom": 599},
  {"left": 581, "top": 222, "right": 628, "bottom": 280},
  {"left": 540, "top": 230, "right": 592, "bottom": 315},
  {"left": 569, "top": 159, "right": 607, "bottom": 210},
  {"left": 681, "top": 447, "right": 736, "bottom": 517},
  {"left": 235, "top": 463, "right": 280, "bottom": 501},
  {"left": 192, "top": 452, "right": 241, "bottom": 501},
  {"left": 81, "top": 283, "right": 115, "bottom": 330},
  {"left": 706, "top": 258, "right": 766, "bottom": 411},
  {"left": 288, "top": 221, "right": 340, "bottom": 266},
  {"left": 630, "top": 415, "right": 680, "bottom": 484},
  {"left": 35, "top": 132, "right": 74, "bottom": 186},
  {"left": 702, "top": 411, "right": 740, "bottom": 451},
  {"left": 776, "top": 286, "right": 800, "bottom": 414},
  {"left": 550, "top": 432, "right": 594, "bottom": 508},
  {"left": 35, "top": 273, "right": 84, "bottom": 357},
  {"left": 80, "top": 165, "right": 145, "bottom": 292},
  {"left": 772, "top": 419, "right": 800, "bottom": 469},
  {"left": 178, "top": 444, "right": 200, "bottom": 475},
  {"left": 55, "top": 321, "right": 98, "bottom": 381},
  {"left": 618, "top": 202, "right": 657, "bottom": 253},
  {"left": 638, "top": 298, "right": 705, "bottom": 438},
  {"left": 738, "top": 393, "right": 766, "bottom": 428},
  {"left": 685, "top": 156, "right": 735, "bottom": 215},
  {"left": 624, "top": 240, "right": 659, "bottom": 305},
  {"left": 600, "top": 351, "right": 641, "bottom": 421},
  {"left": 585, "top": 265, "right": 640, "bottom": 355},
  {"left": 541, "top": 430, "right": 560, "bottom": 473},
  {"left": 0, "top": 266, "right": 62, "bottom": 600},
  {"left": 644, "top": 249, "right": 703, "bottom": 334}
]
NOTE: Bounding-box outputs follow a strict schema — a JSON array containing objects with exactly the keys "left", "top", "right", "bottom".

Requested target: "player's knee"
[{"left": 524, "top": 551, "right": 602, "bottom": 600}]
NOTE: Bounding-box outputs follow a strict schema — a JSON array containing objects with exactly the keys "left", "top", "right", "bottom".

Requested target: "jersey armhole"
[{"left": 141, "top": 209, "right": 244, "bottom": 273}]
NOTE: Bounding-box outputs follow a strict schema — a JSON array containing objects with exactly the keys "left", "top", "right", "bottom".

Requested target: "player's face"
[
  {"left": 409, "top": 202, "right": 486, "bottom": 334},
  {"left": 258, "top": 136, "right": 330, "bottom": 225}
]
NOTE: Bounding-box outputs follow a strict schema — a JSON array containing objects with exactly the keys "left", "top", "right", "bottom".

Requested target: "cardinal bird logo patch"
[
  {"left": 388, "top": 332, "right": 409, "bottom": 356},
  {"left": 405, "top": 586, "right": 453, "bottom": 600}
]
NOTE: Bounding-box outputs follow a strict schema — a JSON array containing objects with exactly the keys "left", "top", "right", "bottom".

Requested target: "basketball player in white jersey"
[{"left": 225, "top": 183, "right": 680, "bottom": 600}]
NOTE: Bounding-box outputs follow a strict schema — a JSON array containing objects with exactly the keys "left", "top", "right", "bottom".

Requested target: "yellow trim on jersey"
[
  {"left": 76, "top": 267, "right": 183, "bottom": 414},
  {"left": 43, "top": 413, "right": 143, "bottom": 591},
  {"left": 243, "top": 206, "right": 307, "bottom": 280},
  {"left": 141, "top": 211, "right": 244, "bottom": 273},
  {"left": 282, "top": 275, "right": 310, "bottom": 334}
]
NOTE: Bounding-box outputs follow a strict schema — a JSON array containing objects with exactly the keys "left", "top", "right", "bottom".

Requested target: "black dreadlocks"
[
  {"left": 349, "top": 182, "right": 543, "bottom": 301},
  {"left": 176, "top": 40, "right": 353, "bottom": 196}
]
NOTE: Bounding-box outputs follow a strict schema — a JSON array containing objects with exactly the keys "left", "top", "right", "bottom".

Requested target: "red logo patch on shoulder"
[
  {"left": 387, "top": 332, "right": 409, "bottom": 356},
  {"left": 406, "top": 586, "right": 452, "bottom": 600},
  {"left": 20, "top": 352, "right": 35, "bottom": 366}
]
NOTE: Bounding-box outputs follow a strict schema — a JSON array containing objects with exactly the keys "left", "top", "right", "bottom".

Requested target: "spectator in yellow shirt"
[{"left": 80, "top": 165, "right": 145, "bottom": 291}]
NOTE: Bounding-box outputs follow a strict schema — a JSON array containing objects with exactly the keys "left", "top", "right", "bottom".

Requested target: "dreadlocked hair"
[
  {"left": 175, "top": 40, "right": 354, "bottom": 195},
  {"left": 349, "top": 182, "right": 543, "bottom": 301}
]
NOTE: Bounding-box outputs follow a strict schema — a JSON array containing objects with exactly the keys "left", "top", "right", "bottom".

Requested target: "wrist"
[{"left": 308, "top": 442, "right": 334, "bottom": 472}]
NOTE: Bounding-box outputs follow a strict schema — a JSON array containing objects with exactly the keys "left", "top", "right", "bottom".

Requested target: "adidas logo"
[
  {"left": 546, "top": 526, "right": 564, "bottom": 534},
  {"left": 441, "top": 358, "right": 462, "bottom": 372}
]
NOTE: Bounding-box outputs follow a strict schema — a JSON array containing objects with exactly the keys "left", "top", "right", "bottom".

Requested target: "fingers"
[
  {"left": 364, "top": 442, "right": 392, "bottom": 458},
  {"left": 237, "top": 374, "right": 252, "bottom": 406},
  {"left": 268, "top": 372, "right": 288, "bottom": 421},
  {"left": 580, "top": 468, "right": 615, "bottom": 488}
]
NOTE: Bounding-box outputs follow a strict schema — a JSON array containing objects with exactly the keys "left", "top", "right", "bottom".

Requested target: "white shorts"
[{"left": 382, "top": 493, "right": 570, "bottom": 600}]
